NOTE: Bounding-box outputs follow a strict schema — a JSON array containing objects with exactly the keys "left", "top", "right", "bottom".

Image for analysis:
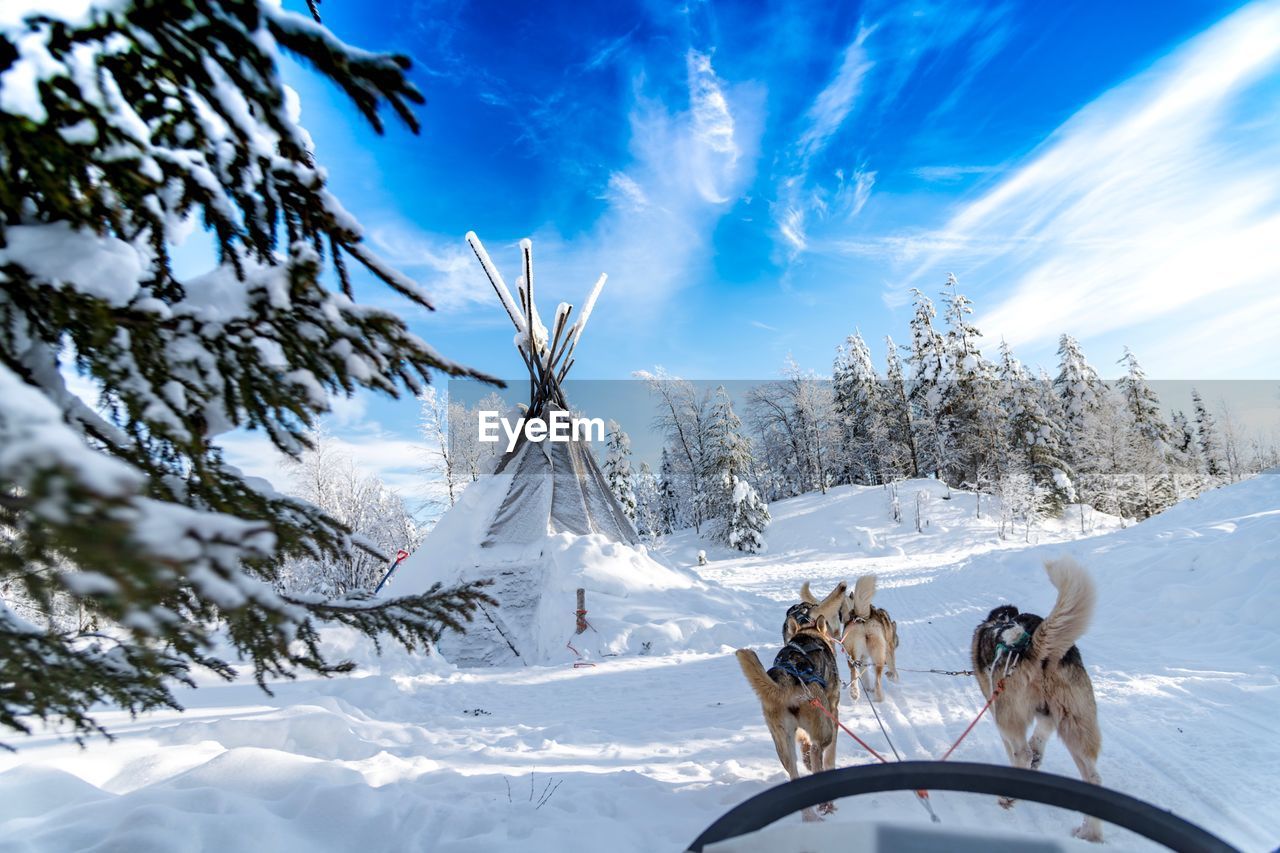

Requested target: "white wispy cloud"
[
  {"left": 772, "top": 3, "right": 1011, "bottom": 257},
  {"left": 686, "top": 50, "right": 743, "bottom": 204},
  {"left": 899, "top": 0, "right": 1280, "bottom": 373},
  {"left": 774, "top": 31, "right": 873, "bottom": 254},
  {"left": 912, "top": 164, "right": 1000, "bottom": 182},
  {"left": 604, "top": 172, "right": 650, "bottom": 210},
  {"left": 507, "top": 47, "right": 761, "bottom": 321},
  {"left": 365, "top": 222, "right": 493, "bottom": 311},
  {"left": 327, "top": 391, "right": 369, "bottom": 427},
  {"left": 795, "top": 33, "right": 873, "bottom": 165},
  {"left": 361, "top": 46, "right": 760, "bottom": 329}
]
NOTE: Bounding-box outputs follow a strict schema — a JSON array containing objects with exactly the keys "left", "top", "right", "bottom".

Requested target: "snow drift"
[{"left": 391, "top": 473, "right": 766, "bottom": 666}]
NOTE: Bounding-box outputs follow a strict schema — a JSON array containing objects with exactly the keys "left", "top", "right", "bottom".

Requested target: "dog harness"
[
  {"left": 986, "top": 623, "right": 1032, "bottom": 692},
  {"left": 774, "top": 661, "right": 827, "bottom": 689},
  {"left": 995, "top": 628, "right": 1031, "bottom": 657},
  {"left": 772, "top": 635, "right": 833, "bottom": 688}
]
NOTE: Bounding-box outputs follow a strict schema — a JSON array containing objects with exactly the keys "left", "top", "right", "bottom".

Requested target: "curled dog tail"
[
  {"left": 1031, "top": 557, "right": 1096, "bottom": 664},
  {"left": 851, "top": 574, "right": 876, "bottom": 619},
  {"left": 736, "top": 649, "right": 783, "bottom": 703},
  {"left": 799, "top": 581, "right": 818, "bottom": 605}
]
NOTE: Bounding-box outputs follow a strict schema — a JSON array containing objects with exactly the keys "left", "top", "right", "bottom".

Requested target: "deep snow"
[{"left": 1, "top": 474, "right": 1277, "bottom": 852}]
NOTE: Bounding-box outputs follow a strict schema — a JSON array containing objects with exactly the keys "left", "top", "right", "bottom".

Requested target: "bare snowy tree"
[
  {"left": 282, "top": 431, "right": 423, "bottom": 596},
  {"left": 639, "top": 369, "right": 714, "bottom": 532},
  {"left": 746, "top": 358, "right": 838, "bottom": 496},
  {"left": 419, "top": 388, "right": 505, "bottom": 515},
  {"left": 419, "top": 386, "right": 462, "bottom": 514}
]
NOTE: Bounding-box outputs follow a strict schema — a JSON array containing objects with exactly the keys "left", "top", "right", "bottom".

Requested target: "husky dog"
[
  {"left": 801, "top": 575, "right": 899, "bottom": 701},
  {"left": 971, "top": 557, "right": 1103, "bottom": 843},
  {"left": 737, "top": 614, "right": 842, "bottom": 821}
]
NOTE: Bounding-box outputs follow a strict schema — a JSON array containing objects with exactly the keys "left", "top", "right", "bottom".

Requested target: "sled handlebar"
[{"left": 686, "top": 761, "right": 1239, "bottom": 853}]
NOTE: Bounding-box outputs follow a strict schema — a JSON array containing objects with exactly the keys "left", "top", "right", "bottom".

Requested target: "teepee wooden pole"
[
  {"left": 466, "top": 231, "right": 526, "bottom": 334},
  {"left": 520, "top": 239, "right": 543, "bottom": 359}
]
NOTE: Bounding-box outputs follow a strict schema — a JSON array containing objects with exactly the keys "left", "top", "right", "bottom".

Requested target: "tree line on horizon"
[{"left": 607, "top": 276, "right": 1278, "bottom": 549}]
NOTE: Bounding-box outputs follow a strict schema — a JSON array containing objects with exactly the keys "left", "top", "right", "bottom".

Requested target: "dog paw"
[
  {"left": 888, "top": 670, "right": 900, "bottom": 682},
  {"left": 817, "top": 802, "right": 837, "bottom": 815},
  {"left": 998, "top": 796, "right": 1016, "bottom": 810},
  {"left": 1072, "top": 824, "right": 1104, "bottom": 843}
]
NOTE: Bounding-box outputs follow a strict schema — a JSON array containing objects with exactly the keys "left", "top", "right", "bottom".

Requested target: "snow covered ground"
[{"left": 2, "top": 474, "right": 1278, "bottom": 852}]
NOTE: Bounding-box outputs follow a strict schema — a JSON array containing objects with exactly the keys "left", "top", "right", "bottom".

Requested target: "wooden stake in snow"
[{"left": 576, "top": 588, "right": 588, "bottom": 634}]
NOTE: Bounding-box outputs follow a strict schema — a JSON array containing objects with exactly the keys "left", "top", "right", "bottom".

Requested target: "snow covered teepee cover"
[{"left": 392, "top": 235, "right": 764, "bottom": 666}]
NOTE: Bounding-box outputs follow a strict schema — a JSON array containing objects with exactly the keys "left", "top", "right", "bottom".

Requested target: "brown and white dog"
[
  {"left": 736, "top": 614, "right": 842, "bottom": 821},
  {"left": 801, "top": 575, "right": 899, "bottom": 701},
  {"left": 971, "top": 556, "right": 1103, "bottom": 843}
]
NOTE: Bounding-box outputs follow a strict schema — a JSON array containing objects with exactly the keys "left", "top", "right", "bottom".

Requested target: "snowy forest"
[{"left": 624, "top": 279, "right": 1279, "bottom": 548}]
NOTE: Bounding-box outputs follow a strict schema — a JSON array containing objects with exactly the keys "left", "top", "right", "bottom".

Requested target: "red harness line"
[
  {"left": 938, "top": 678, "right": 1005, "bottom": 762},
  {"left": 806, "top": 676, "right": 1007, "bottom": 810},
  {"left": 807, "top": 696, "right": 890, "bottom": 764}
]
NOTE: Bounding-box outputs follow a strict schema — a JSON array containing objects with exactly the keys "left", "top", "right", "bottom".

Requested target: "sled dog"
[
  {"left": 801, "top": 575, "right": 899, "bottom": 701},
  {"left": 736, "top": 614, "right": 842, "bottom": 821},
  {"left": 971, "top": 556, "right": 1103, "bottom": 843}
]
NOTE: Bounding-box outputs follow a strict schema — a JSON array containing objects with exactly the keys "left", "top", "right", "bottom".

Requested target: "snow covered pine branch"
[{"left": 0, "top": 0, "right": 495, "bottom": 744}]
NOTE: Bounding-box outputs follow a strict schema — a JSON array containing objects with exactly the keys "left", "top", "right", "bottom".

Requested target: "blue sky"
[{"left": 222, "top": 0, "right": 1280, "bottom": 500}]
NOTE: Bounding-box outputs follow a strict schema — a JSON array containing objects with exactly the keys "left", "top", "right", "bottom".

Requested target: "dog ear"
[
  {"left": 784, "top": 615, "right": 800, "bottom": 638},
  {"left": 985, "top": 604, "right": 1019, "bottom": 622}
]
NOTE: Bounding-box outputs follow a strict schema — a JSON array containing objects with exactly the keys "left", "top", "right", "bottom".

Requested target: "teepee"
[
  {"left": 465, "top": 232, "right": 638, "bottom": 547},
  {"left": 391, "top": 233, "right": 764, "bottom": 668}
]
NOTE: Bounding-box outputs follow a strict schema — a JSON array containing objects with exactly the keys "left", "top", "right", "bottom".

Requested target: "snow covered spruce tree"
[
  {"left": 938, "top": 275, "right": 1003, "bottom": 491},
  {"left": 906, "top": 288, "right": 948, "bottom": 479},
  {"left": 832, "top": 331, "right": 885, "bottom": 485},
  {"left": 1053, "top": 335, "right": 1108, "bottom": 509},
  {"left": 997, "top": 342, "right": 1073, "bottom": 514},
  {"left": 603, "top": 420, "right": 637, "bottom": 523},
  {"left": 1191, "top": 387, "right": 1227, "bottom": 483},
  {"left": 1116, "top": 349, "right": 1178, "bottom": 517},
  {"left": 881, "top": 335, "right": 919, "bottom": 479},
  {"left": 705, "top": 386, "right": 769, "bottom": 551},
  {"left": 657, "top": 448, "right": 683, "bottom": 533},
  {"left": 0, "top": 0, "right": 495, "bottom": 743},
  {"left": 632, "top": 461, "right": 665, "bottom": 543}
]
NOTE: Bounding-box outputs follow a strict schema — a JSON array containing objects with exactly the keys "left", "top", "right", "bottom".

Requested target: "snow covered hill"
[{"left": 1, "top": 475, "right": 1277, "bottom": 852}]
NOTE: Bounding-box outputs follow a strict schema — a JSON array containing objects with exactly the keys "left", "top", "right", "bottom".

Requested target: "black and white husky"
[{"left": 971, "top": 556, "right": 1104, "bottom": 843}]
